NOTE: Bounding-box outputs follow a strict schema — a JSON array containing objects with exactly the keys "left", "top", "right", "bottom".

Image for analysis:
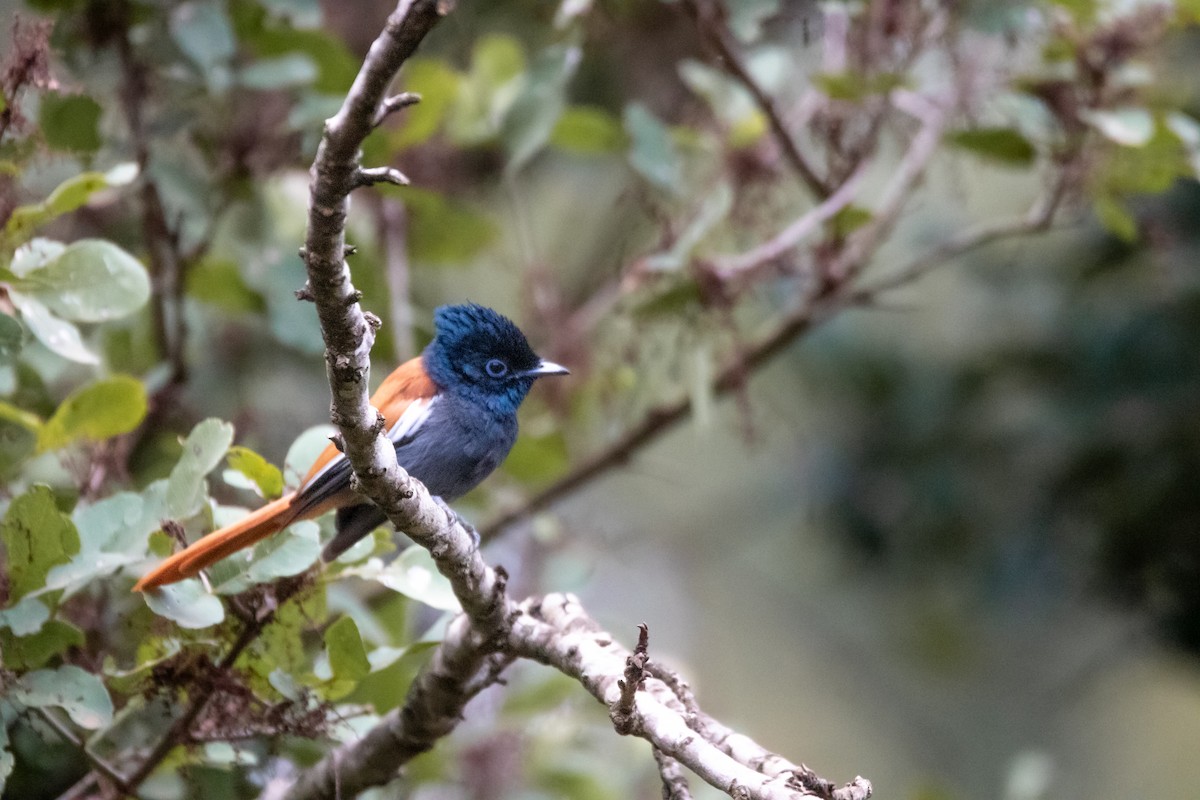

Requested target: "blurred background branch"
[{"left": 1, "top": 1, "right": 1199, "bottom": 799}]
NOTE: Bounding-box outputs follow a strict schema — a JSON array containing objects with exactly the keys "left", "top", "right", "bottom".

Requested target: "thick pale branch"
[
  {"left": 302, "top": 0, "right": 511, "bottom": 631},
  {"left": 508, "top": 594, "right": 870, "bottom": 800},
  {"left": 655, "top": 748, "right": 695, "bottom": 800},
  {"left": 291, "top": 2, "right": 874, "bottom": 798}
]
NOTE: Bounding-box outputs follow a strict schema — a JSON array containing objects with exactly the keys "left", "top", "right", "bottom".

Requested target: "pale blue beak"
[{"left": 526, "top": 359, "right": 569, "bottom": 377}]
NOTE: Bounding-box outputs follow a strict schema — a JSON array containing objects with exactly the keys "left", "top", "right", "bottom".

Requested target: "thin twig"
[
  {"left": 36, "top": 708, "right": 136, "bottom": 798},
  {"left": 480, "top": 93, "right": 958, "bottom": 541},
  {"left": 679, "top": 0, "right": 830, "bottom": 198},
  {"left": 825, "top": 91, "right": 948, "bottom": 284},
  {"left": 122, "top": 596, "right": 283, "bottom": 790},
  {"left": 853, "top": 163, "right": 1074, "bottom": 297},
  {"left": 54, "top": 772, "right": 100, "bottom": 800},
  {"left": 611, "top": 623, "right": 650, "bottom": 734},
  {"left": 713, "top": 160, "right": 869, "bottom": 281},
  {"left": 509, "top": 593, "right": 865, "bottom": 800},
  {"left": 479, "top": 295, "right": 839, "bottom": 540}
]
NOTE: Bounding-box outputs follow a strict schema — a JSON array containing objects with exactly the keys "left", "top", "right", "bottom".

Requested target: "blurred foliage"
[
  {"left": 0, "top": 0, "right": 1197, "bottom": 798},
  {"left": 805, "top": 180, "right": 1200, "bottom": 651}
]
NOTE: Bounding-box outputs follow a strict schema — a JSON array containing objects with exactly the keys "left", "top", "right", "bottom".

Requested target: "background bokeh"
[{"left": 2, "top": 1, "right": 1199, "bottom": 798}]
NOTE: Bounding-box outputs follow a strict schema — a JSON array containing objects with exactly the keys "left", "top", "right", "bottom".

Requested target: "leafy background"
[{"left": 1, "top": 0, "right": 1199, "bottom": 799}]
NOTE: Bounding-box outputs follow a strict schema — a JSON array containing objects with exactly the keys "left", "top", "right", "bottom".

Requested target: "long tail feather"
[{"left": 133, "top": 494, "right": 298, "bottom": 591}]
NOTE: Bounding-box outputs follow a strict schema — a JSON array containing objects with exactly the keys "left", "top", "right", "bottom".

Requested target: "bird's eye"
[{"left": 485, "top": 358, "right": 508, "bottom": 378}]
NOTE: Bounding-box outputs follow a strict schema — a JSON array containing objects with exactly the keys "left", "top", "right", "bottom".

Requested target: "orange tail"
[{"left": 134, "top": 494, "right": 300, "bottom": 591}]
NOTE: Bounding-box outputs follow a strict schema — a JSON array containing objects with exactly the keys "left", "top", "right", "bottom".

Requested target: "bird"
[{"left": 133, "top": 303, "right": 568, "bottom": 591}]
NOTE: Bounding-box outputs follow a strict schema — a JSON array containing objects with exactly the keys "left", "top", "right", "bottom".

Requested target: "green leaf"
[
  {"left": 239, "top": 25, "right": 358, "bottom": 95},
  {"left": 472, "top": 33, "right": 526, "bottom": 90},
  {"left": 348, "top": 640, "right": 438, "bottom": 713},
  {"left": 11, "top": 665, "right": 113, "bottom": 729},
  {"left": 623, "top": 103, "right": 683, "bottom": 194},
  {"left": 0, "top": 400, "right": 42, "bottom": 433},
  {"left": 678, "top": 59, "right": 758, "bottom": 137},
  {"left": 1094, "top": 194, "right": 1138, "bottom": 242},
  {"left": 391, "top": 59, "right": 461, "bottom": 150},
  {"left": 340, "top": 546, "right": 460, "bottom": 612},
  {"left": 504, "top": 432, "right": 569, "bottom": 484},
  {"left": 1080, "top": 107, "right": 1155, "bottom": 147},
  {"left": 644, "top": 182, "right": 734, "bottom": 271},
  {"left": 2, "top": 165, "right": 137, "bottom": 246},
  {"left": 503, "top": 671, "right": 578, "bottom": 716},
  {"left": 947, "top": 127, "right": 1036, "bottom": 166},
  {"left": 0, "top": 620, "right": 85, "bottom": 670},
  {"left": 283, "top": 424, "right": 336, "bottom": 489},
  {"left": 390, "top": 186, "right": 497, "bottom": 265},
  {"left": 1166, "top": 111, "right": 1200, "bottom": 177},
  {"left": 6, "top": 293, "right": 97, "bottom": 364},
  {"left": 224, "top": 446, "right": 284, "bottom": 498},
  {"left": 38, "top": 93, "right": 102, "bottom": 153},
  {"left": 142, "top": 580, "right": 225, "bottom": 629},
  {"left": 727, "top": 0, "right": 781, "bottom": 41},
  {"left": 186, "top": 257, "right": 267, "bottom": 313},
  {"left": 325, "top": 615, "right": 371, "bottom": 682},
  {"left": 550, "top": 106, "right": 628, "bottom": 154},
  {"left": 0, "top": 313, "right": 23, "bottom": 362},
  {"left": 73, "top": 484, "right": 165, "bottom": 556},
  {"left": 43, "top": 483, "right": 166, "bottom": 595},
  {"left": 1050, "top": 0, "right": 1098, "bottom": 24},
  {"left": 166, "top": 418, "right": 235, "bottom": 518},
  {"left": 37, "top": 375, "right": 148, "bottom": 452},
  {"left": 813, "top": 71, "right": 907, "bottom": 102},
  {"left": 237, "top": 53, "right": 317, "bottom": 89},
  {"left": 831, "top": 205, "right": 874, "bottom": 237},
  {"left": 209, "top": 519, "right": 321, "bottom": 594},
  {"left": 503, "top": 44, "right": 581, "bottom": 174},
  {"left": 238, "top": 584, "right": 325, "bottom": 687},
  {"left": 170, "top": 0, "right": 235, "bottom": 75},
  {"left": 1098, "top": 123, "right": 1188, "bottom": 195},
  {"left": 0, "top": 595, "right": 50, "bottom": 636},
  {"left": 1, "top": 485, "right": 80, "bottom": 600},
  {"left": 9, "top": 239, "right": 150, "bottom": 322},
  {"left": 446, "top": 34, "right": 527, "bottom": 145},
  {"left": 106, "top": 640, "right": 199, "bottom": 694},
  {"left": 0, "top": 416, "right": 38, "bottom": 475}
]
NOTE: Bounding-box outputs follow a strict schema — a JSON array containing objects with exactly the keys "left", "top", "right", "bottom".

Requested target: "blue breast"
[{"left": 397, "top": 392, "right": 519, "bottom": 501}]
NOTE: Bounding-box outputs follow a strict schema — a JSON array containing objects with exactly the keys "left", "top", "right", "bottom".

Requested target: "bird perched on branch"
[{"left": 134, "top": 303, "right": 568, "bottom": 591}]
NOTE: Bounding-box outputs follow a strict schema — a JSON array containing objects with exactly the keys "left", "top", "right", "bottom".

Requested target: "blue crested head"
[{"left": 422, "top": 303, "right": 568, "bottom": 414}]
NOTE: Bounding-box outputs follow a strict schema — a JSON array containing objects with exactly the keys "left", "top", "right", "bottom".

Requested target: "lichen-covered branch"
[
  {"left": 300, "top": 0, "right": 510, "bottom": 632},
  {"left": 508, "top": 594, "right": 872, "bottom": 800},
  {"left": 286, "top": 1, "right": 873, "bottom": 798}
]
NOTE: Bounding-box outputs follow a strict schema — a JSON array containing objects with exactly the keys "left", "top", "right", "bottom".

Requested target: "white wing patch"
[
  {"left": 387, "top": 395, "right": 436, "bottom": 445},
  {"left": 299, "top": 396, "right": 437, "bottom": 493}
]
